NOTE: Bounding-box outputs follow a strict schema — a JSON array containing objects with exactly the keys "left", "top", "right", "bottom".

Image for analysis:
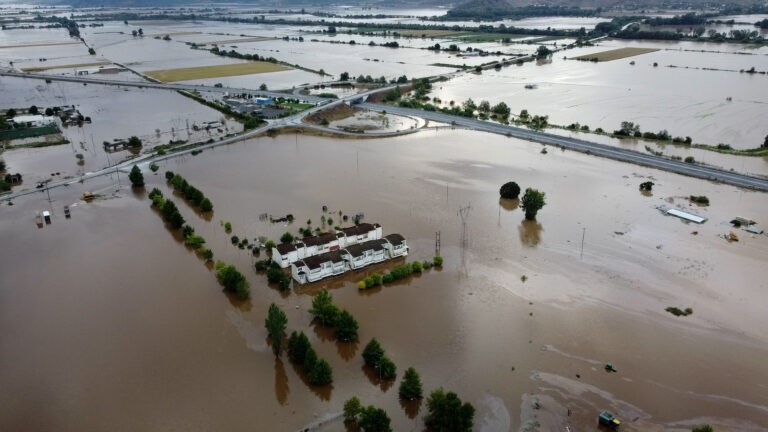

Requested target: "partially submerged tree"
[
  {"left": 265, "top": 303, "right": 288, "bottom": 357},
  {"left": 520, "top": 188, "right": 546, "bottom": 220},
  {"left": 499, "top": 181, "right": 521, "bottom": 199},
  {"left": 128, "top": 165, "right": 144, "bottom": 187},
  {"left": 425, "top": 388, "right": 475, "bottom": 432},
  {"left": 398, "top": 367, "right": 423, "bottom": 400},
  {"left": 639, "top": 181, "right": 654, "bottom": 191}
]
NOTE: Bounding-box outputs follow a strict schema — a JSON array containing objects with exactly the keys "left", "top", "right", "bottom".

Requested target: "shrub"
[
  {"left": 362, "top": 338, "right": 384, "bottom": 367},
  {"left": 665, "top": 306, "right": 693, "bottom": 317},
  {"left": 399, "top": 367, "right": 423, "bottom": 400},
  {"left": 230, "top": 235, "right": 239, "bottom": 244},
  {"left": 266, "top": 267, "right": 284, "bottom": 283},
  {"left": 377, "top": 355, "right": 397, "bottom": 380},
  {"left": 165, "top": 171, "right": 175, "bottom": 181},
  {"left": 280, "top": 232, "right": 294, "bottom": 244},
  {"left": 214, "top": 261, "right": 250, "bottom": 299},
  {"left": 689, "top": 195, "right": 709, "bottom": 205},
  {"left": 264, "top": 240, "right": 276, "bottom": 250},
  {"left": 684, "top": 156, "right": 695, "bottom": 164},
  {"left": 185, "top": 235, "right": 206, "bottom": 249},
  {"left": 344, "top": 397, "right": 362, "bottom": 422},
  {"left": 382, "top": 273, "right": 394, "bottom": 283},
  {"left": 411, "top": 261, "right": 423, "bottom": 273},
  {"left": 200, "top": 248, "right": 213, "bottom": 261},
  {"left": 499, "top": 181, "right": 521, "bottom": 199},
  {"left": 433, "top": 256, "right": 444, "bottom": 267},
  {"left": 357, "top": 280, "right": 367, "bottom": 290},
  {"left": 200, "top": 198, "right": 213, "bottom": 212},
  {"left": 224, "top": 222, "right": 232, "bottom": 232}
]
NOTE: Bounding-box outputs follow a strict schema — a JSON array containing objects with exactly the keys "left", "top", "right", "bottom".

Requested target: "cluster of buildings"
[
  {"left": 74, "top": 65, "right": 124, "bottom": 76},
  {"left": 271, "top": 223, "right": 408, "bottom": 284}
]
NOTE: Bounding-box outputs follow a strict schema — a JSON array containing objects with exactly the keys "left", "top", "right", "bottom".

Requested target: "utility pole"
[
  {"left": 435, "top": 231, "right": 441, "bottom": 256},
  {"left": 458, "top": 204, "right": 471, "bottom": 248},
  {"left": 580, "top": 227, "right": 586, "bottom": 259}
]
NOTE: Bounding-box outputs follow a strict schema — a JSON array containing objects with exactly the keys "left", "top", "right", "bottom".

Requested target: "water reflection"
[
  {"left": 362, "top": 365, "right": 395, "bottom": 392},
  {"left": 290, "top": 360, "right": 333, "bottom": 401},
  {"left": 274, "top": 358, "right": 289, "bottom": 406},
  {"left": 399, "top": 399, "right": 422, "bottom": 419},
  {"left": 336, "top": 340, "right": 359, "bottom": 362},
  {"left": 499, "top": 198, "right": 519, "bottom": 211},
  {"left": 312, "top": 322, "right": 336, "bottom": 343},
  {"left": 518, "top": 219, "right": 543, "bottom": 247}
]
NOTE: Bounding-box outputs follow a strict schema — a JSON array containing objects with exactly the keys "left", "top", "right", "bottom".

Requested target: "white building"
[
  {"left": 291, "top": 250, "right": 348, "bottom": 284},
  {"left": 341, "top": 238, "right": 389, "bottom": 270},
  {"left": 338, "top": 223, "right": 382, "bottom": 247},
  {"left": 272, "top": 243, "right": 298, "bottom": 269},
  {"left": 10, "top": 115, "right": 56, "bottom": 128},
  {"left": 384, "top": 233, "right": 409, "bottom": 258}
]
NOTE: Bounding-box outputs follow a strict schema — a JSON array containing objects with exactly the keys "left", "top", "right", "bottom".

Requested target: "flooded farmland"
[{"left": 2, "top": 130, "right": 767, "bottom": 431}]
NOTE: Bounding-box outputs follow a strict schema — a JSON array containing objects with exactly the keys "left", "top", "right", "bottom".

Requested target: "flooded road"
[{"left": 2, "top": 130, "right": 768, "bottom": 431}]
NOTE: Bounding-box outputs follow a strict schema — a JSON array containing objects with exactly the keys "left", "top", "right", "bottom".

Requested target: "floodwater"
[
  {"left": 2, "top": 129, "right": 768, "bottom": 431},
  {"left": 0, "top": 77, "right": 236, "bottom": 184},
  {"left": 429, "top": 38, "right": 768, "bottom": 151}
]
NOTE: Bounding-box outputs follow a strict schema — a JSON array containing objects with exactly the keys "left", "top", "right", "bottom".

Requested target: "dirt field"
[
  {"left": 145, "top": 62, "right": 291, "bottom": 82},
  {"left": 21, "top": 62, "right": 111, "bottom": 72},
  {"left": 574, "top": 47, "right": 658, "bottom": 62},
  {"left": 304, "top": 104, "right": 360, "bottom": 124}
]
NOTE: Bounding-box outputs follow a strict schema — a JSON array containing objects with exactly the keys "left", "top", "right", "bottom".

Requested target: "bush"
[
  {"left": 344, "top": 397, "right": 362, "bottom": 422},
  {"left": 224, "top": 222, "right": 232, "bottom": 232},
  {"left": 357, "top": 280, "right": 367, "bottom": 290},
  {"left": 689, "top": 195, "right": 709, "bottom": 205},
  {"left": 165, "top": 171, "right": 175, "bottom": 181},
  {"left": 200, "top": 248, "right": 213, "bottom": 261},
  {"left": 377, "top": 355, "right": 397, "bottom": 380},
  {"left": 499, "top": 181, "right": 521, "bottom": 199},
  {"left": 665, "top": 306, "right": 693, "bottom": 317},
  {"left": 684, "top": 156, "right": 695, "bottom": 164},
  {"left": 231, "top": 235, "right": 239, "bottom": 244},
  {"left": 280, "top": 232, "right": 294, "bottom": 244},
  {"left": 362, "top": 338, "right": 384, "bottom": 367},
  {"left": 382, "top": 273, "right": 394, "bottom": 283},
  {"left": 264, "top": 240, "right": 276, "bottom": 250},
  {"left": 433, "top": 256, "right": 444, "bottom": 267},
  {"left": 214, "top": 261, "right": 250, "bottom": 299},
  {"left": 411, "top": 261, "right": 423, "bottom": 273},
  {"left": 399, "top": 367, "right": 423, "bottom": 400},
  {"left": 200, "top": 198, "right": 213, "bottom": 212}
]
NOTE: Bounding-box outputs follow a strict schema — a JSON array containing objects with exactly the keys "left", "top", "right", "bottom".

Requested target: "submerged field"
[
  {"left": 145, "top": 61, "right": 291, "bottom": 82},
  {"left": 2, "top": 130, "right": 767, "bottom": 432}
]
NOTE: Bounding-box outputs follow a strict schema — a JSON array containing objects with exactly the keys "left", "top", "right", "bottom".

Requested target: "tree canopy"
[
  {"left": 425, "top": 388, "right": 475, "bottom": 432},
  {"left": 310, "top": 289, "right": 339, "bottom": 326},
  {"left": 398, "top": 367, "right": 423, "bottom": 400},
  {"left": 499, "top": 181, "right": 520, "bottom": 199},
  {"left": 520, "top": 188, "right": 546, "bottom": 220},
  {"left": 265, "top": 303, "right": 288, "bottom": 357},
  {"left": 128, "top": 165, "right": 144, "bottom": 187}
]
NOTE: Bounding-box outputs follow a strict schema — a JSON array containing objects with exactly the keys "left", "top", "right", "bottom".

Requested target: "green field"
[
  {"left": 0, "top": 125, "right": 60, "bottom": 140},
  {"left": 146, "top": 62, "right": 291, "bottom": 82}
]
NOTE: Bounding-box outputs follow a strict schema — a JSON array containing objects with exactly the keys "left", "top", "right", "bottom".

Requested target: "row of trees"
[
  {"left": 362, "top": 338, "right": 397, "bottom": 380},
  {"left": 284, "top": 328, "right": 334, "bottom": 385},
  {"left": 215, "top": 261, "right": 250, "bottom": 300},
  {"left": 165, "top": 171, "right": 213, "bottom": 212},
  {"left": 148, "top": 187, "right": 185, "bottom": 229}
]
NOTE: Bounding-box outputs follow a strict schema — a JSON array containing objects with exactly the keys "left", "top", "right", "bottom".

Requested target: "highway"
[
  {"left": 360, "top": 103, "right": 768, "bottom": 191},
  {"left": 0, "top": 70, "right": 329, "bottom": 104}
]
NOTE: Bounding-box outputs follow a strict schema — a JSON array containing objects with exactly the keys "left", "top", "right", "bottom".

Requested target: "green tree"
[
  {"left": 499, "top": 181, "right": 520, "bottom": 199},
  {"left": 763, "top": 134, "right": 768, "bottom": 148},
  {"left": 127, "top": 136, "right": 142, "bottom": 148},
  {"left": 398, "top": 367, "right": 423, "bottom": 400},
  {"left": 0, "top": 159, "right": 5, "bottom": 172},
  {"left": 478, "top": 100, "right": 490, "bottom": 112},
  {"left": 200, "top": 198, "right": 213, "bottom": 212},
  {"left": 535, "top": 45, "right": 552, "bottom": 59},
  {"left": 265, "top": 303, "right": 288, "bottom": 357},
  {"left": 425, "top": 388, "right": 475, "bottom": 432},
  {"left": 492, "top": 101, "right": 510, "bottom": 117},
  {"left": 520, "top": 188, "right": 546, "bottom": 220},
  {"left": 29, "top": 105, "right": 39, "bottom": 115},
  {"left": 44, "top": 107, "right": 54, "bottom": 116},
  {"left": 128, "top": 165, "right": 144, "bottom": 187},
  {"left": 5, "top": 108, "right": 16, "bottom": 118},
  {"left": 264, "top": 239, "right": 276, "bottom": 250},
  {"left": 377, "top": 355, "right": 397, "bottom": 380},
  {"left": 308, "top": 358, "right": 333, "bottom": 385},
  {"left": 340, "top": 71, "right": 350, "bottom": 81},
  {"left": 259, "top": 83, "right": 267, "bottom": 91},
  {"left": 287, "top": 331, "right": 311, "bottom": 364},
  {"left": 280, "top": 232, "right": 294, "bottom": 244},
  {"left": 310, "top": 289, "right": 339, "bottom": 326},
  {"left": 358, "top": 406, "right": 392, "bottom": 432},
  {"left": 362, "top": 338, "right": 384, "bottom": 367},
  {"left": 214, "top": 261, "right": 250, "bottom": 299},
  {"left": 692, "top": 426, "right": 713, "bottom": 432},
  {"left": 335, "top": 309, "right": 359, "bottom": 342},
  {"left": 88, "top": 47, "right": 96, "bottom": 55},
  {"left": 343, "top": 396, "right": 362, "bottom": 422},
  {"left": 161, "top": 199, "right": 185, "bottom": 228}
]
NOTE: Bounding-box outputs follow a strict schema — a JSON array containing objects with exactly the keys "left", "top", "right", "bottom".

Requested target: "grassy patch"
[
  {"left": 0, "top": 125, "right": 60, "bottom": 140},
  {"left": 574, "top": 47, "right": 658, "bottom": 62},
  {"left": 285, "top": 102, "right": 314, "bottom": 111},
  {"left": 21, "top": 61, "right": 111, "bottom": 72},
  {"left": 304, "top": 104, "right": 360, "bottom": 125},
  {"left": 693, "top": 144, "right": 768, "bottom": 157},
  {"left": 146, "top": 62, "right": 290, "bottom": 82}
]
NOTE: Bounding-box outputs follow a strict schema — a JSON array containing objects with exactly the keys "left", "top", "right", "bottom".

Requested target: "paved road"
[
  {"left": 361, "top": 103, "right": 768, "bottom": 191},
  {"left": 0, "top": 71, "right": 329, "bottom": 104}
]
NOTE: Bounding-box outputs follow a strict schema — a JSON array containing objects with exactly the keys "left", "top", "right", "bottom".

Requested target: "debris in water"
[{"left": 604, "top": 363, "right": 617, "bottom": 373}]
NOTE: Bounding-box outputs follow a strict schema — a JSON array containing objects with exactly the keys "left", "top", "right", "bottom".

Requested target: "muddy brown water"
[{"left": 2, "top": 130, "right": 768, "bottom": 431}]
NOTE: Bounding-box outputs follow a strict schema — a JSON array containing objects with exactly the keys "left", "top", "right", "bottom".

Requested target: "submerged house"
[
  {"left": 384, "top": 233, "right": 409, "bottom": 258},
  {"left": 341, "top": 238, "right": 389, "bottom": 270},
  {"left": 272, "top": 243, "right": 299, "bottom": 269},
  {"left": 338, "top": 223, "right": 383, "bottom": 247},
  {"left": 291, "top": 250, "right": 348, "bottom": 284}
]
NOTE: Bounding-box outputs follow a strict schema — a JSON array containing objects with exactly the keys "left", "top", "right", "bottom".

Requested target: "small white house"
[
  {"left": 291, "top": 250, "right": 348, "bottom": 284},
  {"left": 342, "top": 239, "right": 389, "bottom": 270},
  {"left": 11, "top": 115, "right": 56, "bottom": 128},
  {"left": 272, "top": 243, "right": 298, "bottom": 269},
  {"left": 384, "top": 233, "right": 408, "bottom": 258},
  {"left": 296, "top": 232, "right": 342, "bottom": 258}
]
